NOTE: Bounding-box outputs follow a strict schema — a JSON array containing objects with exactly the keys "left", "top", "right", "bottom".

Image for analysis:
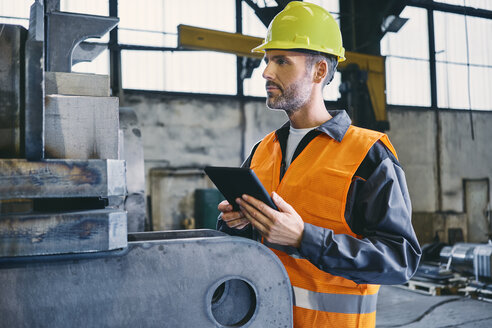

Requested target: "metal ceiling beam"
[
  {"left": 242, "top": 0, "right": 291, "bottom": 27},
  {"left": 406, "top": 0, "right": 492, "bottom": 19}
]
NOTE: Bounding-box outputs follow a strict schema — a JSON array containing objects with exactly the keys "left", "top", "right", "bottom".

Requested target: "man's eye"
[{"left": 277, "top": 59, "right": 287, "bottom": 65}]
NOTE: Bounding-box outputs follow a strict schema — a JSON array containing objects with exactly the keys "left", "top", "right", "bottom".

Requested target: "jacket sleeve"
[{"left": 298, "top": 146, "right": 421, "bottom": 285}]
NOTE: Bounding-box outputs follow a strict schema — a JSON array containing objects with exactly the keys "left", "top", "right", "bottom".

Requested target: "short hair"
[
  {"left": 267, "top": 48, "right": 338, "bottom": 86},
  {"left": 304, "top": 52, "right": 338, "bottom": 87}
]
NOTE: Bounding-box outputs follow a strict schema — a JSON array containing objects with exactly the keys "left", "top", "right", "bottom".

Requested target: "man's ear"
[{"left": 313, "top": 60, "right": 328, "bottom": 84}]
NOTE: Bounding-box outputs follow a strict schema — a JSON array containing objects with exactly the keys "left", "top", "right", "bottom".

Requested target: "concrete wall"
[
  {"left": 439, "top": 111, "right": 492, "bottom": 212},
  {"left": 124, "top": 91, "right": 492, "bottom": 240},
  {"left": 386, "top": 109, "right": 438, "bottom": 212},
  {"left": 388, "top": 108, "right": 492, "bottom": 243},
  {"left": 124, "top": 92, "right": 286, "bottom": 179},
  {"left": 387, "top": 108, "right": 492, "bottom": 215}
]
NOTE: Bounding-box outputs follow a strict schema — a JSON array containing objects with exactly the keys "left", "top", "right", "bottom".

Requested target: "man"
[{"left": 217, "top": 2, "right": 421, "bottom": 327}]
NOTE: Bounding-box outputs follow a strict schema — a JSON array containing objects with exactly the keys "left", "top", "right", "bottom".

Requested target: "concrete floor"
[{"left": 376, "top": 286, "right": 492, "bottom": 327}]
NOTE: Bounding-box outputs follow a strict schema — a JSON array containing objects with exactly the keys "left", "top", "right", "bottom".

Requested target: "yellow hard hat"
[{"left": 252, "top": 1, "right": 345, "bottom": 62}]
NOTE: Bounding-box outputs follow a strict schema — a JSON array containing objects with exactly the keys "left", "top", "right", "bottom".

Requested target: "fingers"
[
  {"left": 218, "top": 199, "right": 250, "bottom": 229},
  {"left": 238, "top": 193, "right": 304, "bottom": 247},
  {"left": 226, "top": 217, "right": 250, "bottom": 229},
  {"left": 218, "top": 200, "right": 233, "bottom": 213},
  {"left": 240, "top": 194, "right": 277, "bottom": 218},
  {"left": 271, "top": 192, "right": 294, "bottom": 213},
  {"left": 236, "top": 196, "right": 271, "bottom": 234},
  {"left": 221, "top": 209, "right": 244, "bottom": 222}
]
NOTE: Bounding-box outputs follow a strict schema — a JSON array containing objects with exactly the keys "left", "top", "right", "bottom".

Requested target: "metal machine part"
[
  {"left": 72, "top": 41, "right": 108, "bottom": 65},
  {"left": 46, "top": 11, "right": 118, "bottom": 72},
  {"left": 0, "top": 230, "right": 293, "bottom": 328},
  {"left": 440, "top": 242, "right": 492, "bottom": 280},
  {"left": 474, "top": 243, "right": 492, "bottom": 280}
]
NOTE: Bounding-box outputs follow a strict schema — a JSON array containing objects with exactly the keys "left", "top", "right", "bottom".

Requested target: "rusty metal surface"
[
  {"left": 0, "top": 209, "right": 127, "bottom": 257},
  {"left": 46, "top": 11, "right": 118, "bottom": 72},
  {"left": 0, "top": 159, "right": 126, "bottom": 199},
  {"left": 24, "top": 0, "right": 45, "bottom": 160},
  {"left": 0, "top": 25, "right": 26, "bottom": 158}
]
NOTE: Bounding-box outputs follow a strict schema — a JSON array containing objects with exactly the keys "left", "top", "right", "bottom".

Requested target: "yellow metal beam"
[
  {"left": 178, "top": 24, "right": 263, "bottom": 59},
  {"left": 178, "top": 24, "right": 386, "bottom": 122}
]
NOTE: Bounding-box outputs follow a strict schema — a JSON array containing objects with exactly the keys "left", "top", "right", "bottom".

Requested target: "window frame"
[{"left": 103, "top": 0, "right": 492, "bottom": 110}]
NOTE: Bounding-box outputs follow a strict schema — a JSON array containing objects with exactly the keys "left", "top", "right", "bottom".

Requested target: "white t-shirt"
[{"left": 285, "top": 125, "right": 314, "bottom": 169}]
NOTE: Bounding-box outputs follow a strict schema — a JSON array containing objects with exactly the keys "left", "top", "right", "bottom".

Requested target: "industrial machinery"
[
  {"left": 440, "top": 242, "right": 492, "bottom": 280},
  {"left": 438, "top": 242, "right": 492, "bottom": 301},
  {"left": 406, "top": 240, "right": 492, "bottom": 301},
  {"left": 0, "top": 1, "right": 293, "bottom": 327}
]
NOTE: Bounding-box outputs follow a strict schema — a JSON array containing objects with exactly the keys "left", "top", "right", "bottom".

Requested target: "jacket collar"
[{"left": 275, "top": 110, "right": 351, "bottom": 143}]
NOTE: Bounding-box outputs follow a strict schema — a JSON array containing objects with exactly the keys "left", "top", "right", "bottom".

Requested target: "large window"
[
  {"left": 2, "top": 0, "right": 490, "bottom": 108},
  {"left": 381, "top": 0, "right": 491, "bottom": 110},
  {"left": 381, "top": 7, "right": 431, "bottom": 107},
  {"left": 119, "top": 0, "right": 237, "bottom": 94},
  {"left": 0, "top": 0, "right": 31, "bottom": 28},
  {"left": 434, "top": 0, "right": 492, "bottom": 10},
  {"left": 121, "top": 50, "right": 237, "bottom": 94},
  {"left": 434, "top": 12, "right": 492, "bottom": 110}
]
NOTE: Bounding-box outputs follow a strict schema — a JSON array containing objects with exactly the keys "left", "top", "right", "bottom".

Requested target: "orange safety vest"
[{"left": 250, "top": 125, "right": 398, "bottom": 328}]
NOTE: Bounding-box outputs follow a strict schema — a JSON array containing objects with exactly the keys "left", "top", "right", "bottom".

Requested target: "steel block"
[
  {"left": 0, "top": 159, "right": 126, "bottom": 199},
  {"left": 45, "top": 72, "right": 110, "bottom": 97},
  {"left": 45, "top": 95, "right": 119, "bottom": 159},
  {"left": 0, "top": 209, "right": 127, "bottom": 257}
]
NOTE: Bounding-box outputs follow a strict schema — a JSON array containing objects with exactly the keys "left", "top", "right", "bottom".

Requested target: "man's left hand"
[{"left": 236, "top": 192, "right": 304, "bottom": 248}]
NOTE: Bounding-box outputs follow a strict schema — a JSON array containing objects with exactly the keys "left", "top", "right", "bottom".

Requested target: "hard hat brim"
[{"left": 252, "top": 41, "right": 346, "bottom": 62}]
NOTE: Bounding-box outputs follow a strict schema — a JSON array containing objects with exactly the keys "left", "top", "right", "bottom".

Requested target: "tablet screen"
[{"left": 204, "top": 166, "right": 278, "bottom": 211}]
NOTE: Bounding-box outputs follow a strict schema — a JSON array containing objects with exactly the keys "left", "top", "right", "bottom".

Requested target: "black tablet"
[{"left": 204, "top": 166, "right": 278, "bottom": 211}]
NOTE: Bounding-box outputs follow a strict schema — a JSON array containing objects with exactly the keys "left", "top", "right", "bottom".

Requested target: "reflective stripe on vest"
[{"left": 293, "top": 286, "right": 378, "bottom": 314}]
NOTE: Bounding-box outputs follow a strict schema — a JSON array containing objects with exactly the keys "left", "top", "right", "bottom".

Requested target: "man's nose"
[{"left": 262, "top": 62, "right": 275, "bottom": 80}]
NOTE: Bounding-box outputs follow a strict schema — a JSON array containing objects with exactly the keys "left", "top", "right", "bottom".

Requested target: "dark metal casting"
[{"left": 25, "top": 0, "right": 45, "bottom": 160}]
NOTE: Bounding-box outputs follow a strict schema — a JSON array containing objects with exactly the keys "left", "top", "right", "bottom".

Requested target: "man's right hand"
[{"left": 218, "top": 200, "right": 250, "bottom": 229}]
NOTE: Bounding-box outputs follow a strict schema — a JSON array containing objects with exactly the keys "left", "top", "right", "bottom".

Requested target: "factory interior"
[{"left": 0, "top": 0, "right": 491, "bottom": 327}]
